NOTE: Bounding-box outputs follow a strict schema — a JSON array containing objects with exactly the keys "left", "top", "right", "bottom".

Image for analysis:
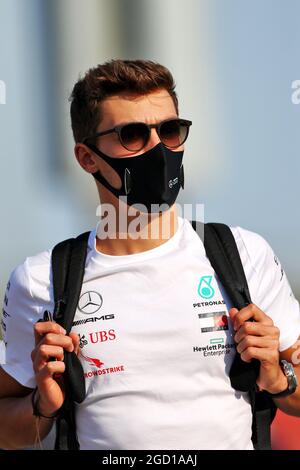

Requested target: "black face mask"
[{"left": 87, "top": 142, "right": 184, "bottom": 213}]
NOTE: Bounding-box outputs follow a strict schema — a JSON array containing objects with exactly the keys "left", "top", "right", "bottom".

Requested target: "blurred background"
[{"left": 0, "top": 0, "right": 299, "bottom": 450}]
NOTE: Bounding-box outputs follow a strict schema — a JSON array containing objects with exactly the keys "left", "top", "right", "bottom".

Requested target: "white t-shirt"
[{"left": 1, "top": 217, "right": 300, "bottom": 450}]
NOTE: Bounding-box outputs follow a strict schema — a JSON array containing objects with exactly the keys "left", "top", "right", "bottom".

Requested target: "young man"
[{"left": 0, "top": 60, "right": 300, "bottom": 450}]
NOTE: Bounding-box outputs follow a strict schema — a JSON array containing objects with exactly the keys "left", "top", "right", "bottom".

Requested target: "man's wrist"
[
  {"left": 264, "top": 360, "right": 298, "bottom": 398},
  {"left": 264, "top": 367, "right": 288, "bottom": 395},
  {"left": 31, "top": 387, "right": 60, "bottom": 419}
]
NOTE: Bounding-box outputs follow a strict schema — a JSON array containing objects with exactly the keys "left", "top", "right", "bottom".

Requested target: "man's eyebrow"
[{"left": 109, "top": 116, "right": 179, "bottom": 127}]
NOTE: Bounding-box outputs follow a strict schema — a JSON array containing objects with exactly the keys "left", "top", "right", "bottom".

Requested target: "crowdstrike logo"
[
  {"left": 81, "top": 351, "right": 105, "bottom": 369},
  {"left": 80, "top": 352, "right": 125, "bottom": 379}
]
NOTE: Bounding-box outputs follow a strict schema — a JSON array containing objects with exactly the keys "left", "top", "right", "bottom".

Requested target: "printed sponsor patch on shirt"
[{"left": 198, "top": 311, "right": 229, "bottom": 333}]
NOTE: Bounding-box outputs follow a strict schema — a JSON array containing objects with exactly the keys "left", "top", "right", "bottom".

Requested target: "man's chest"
[{"left": 71, "top": 265, "right": 237, "bottom": 384}]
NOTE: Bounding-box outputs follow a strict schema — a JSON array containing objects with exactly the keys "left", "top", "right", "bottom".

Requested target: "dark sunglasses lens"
[
  {"left": 160, "top": 119, "right": 188, "bottom": 148},
  {"left": 120, "top": 123, "right": 149, "bottom": 151}
]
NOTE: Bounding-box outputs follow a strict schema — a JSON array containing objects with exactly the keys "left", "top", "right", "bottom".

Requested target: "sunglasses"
[{"left": 82, "top": 118, "right": 192, "bottom": 152}]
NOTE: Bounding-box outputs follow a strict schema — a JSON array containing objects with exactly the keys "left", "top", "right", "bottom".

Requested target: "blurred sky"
[{"left": 0, "top": 0, "right": 299, "bottom": 298}]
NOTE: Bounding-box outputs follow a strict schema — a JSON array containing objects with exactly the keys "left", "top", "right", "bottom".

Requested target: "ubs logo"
[{"left": 78, "top": 291, "right": 103, "bottom": 314}]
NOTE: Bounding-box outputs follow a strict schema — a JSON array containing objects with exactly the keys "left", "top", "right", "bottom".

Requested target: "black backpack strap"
[
  {"left": 204, "top": 223, "right": 252, "bottom": 309},
  {"left": 192, "top": 220, "right": 275, "bottom": 450},
  {"left": 51, "top": 231, "right": 90, "bottom": 450},
  {"left": 250, "top": 388, "right": 276, "bottom": 450},
  {"left": 54, "top": 394, "right": 80, "bottom": 450},
  {"left": 52, "top": 231, "right": 90, "bottom": 332},
  {"left": 52, "top": 230, "right": 90, "bottom": 402},
  {"left": 51, "top": 237, "right": 73, "bottom": 324}
]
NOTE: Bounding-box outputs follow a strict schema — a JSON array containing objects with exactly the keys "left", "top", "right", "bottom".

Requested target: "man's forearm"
[
  {"left": 0, "top": 392, "right": 54, "bottom": 449},
  {"left": 272, "top": 388, "right": 300, "bottom": 417},
  {"left": 271, "top": 367, "right": 300, "bottom": 417}
]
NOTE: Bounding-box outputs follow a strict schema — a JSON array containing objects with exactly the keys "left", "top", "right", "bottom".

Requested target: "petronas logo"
[{"left": 198, "top": 275, "right": 215, "bottom": 299}]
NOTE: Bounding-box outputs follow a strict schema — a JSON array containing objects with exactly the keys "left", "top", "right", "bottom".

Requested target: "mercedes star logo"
[{"left": 78, "top": 291, "right": 103, "bottom": 314}]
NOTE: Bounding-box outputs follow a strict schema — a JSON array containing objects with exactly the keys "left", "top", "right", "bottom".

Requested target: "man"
[{"left": 0, "top": 59, "right": 300, "bottom": 450}]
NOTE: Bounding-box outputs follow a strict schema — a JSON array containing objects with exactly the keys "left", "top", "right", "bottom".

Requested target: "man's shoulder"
[
  {"left": 229, "top": 225, "right": 275, "bottom": 275},
  {"left": 9, "top": 230, "right": 94, "bottom": 292},
  {"left": 230, "top": 225, "right": 270, "bottom": 252},
  {"left": 9, "top": 248, "right": 52, "bottom": 294},
  {"left": 188, "top": 220, "right": 271, "bottom": 263},
  {"left": 26, "top": 247, "right": 52, "bottom": 269}
]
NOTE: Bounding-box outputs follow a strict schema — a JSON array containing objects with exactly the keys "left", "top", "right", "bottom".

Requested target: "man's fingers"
[
  {"left": 229, "top": 307, "right": 239, "bottom": 322},
  {"left": 236, "top": 336, "right": 279, "bottom": 355},
  {"left": 232, "top": 304, "right": 273, "bottom": 330},
  {"left": 35, "top": 365, "right": 66, "bottom": 414},
  {"left": 234, "top": 323, "right": 280, "bottom": 343},
  {"left": 39, "top": 333, "right": 74, "bottom": 352},
  {"left": 35, "top": 360, "right": 66, "bottom": 380},
  {"left": 69, "top": 332, "right": 80, "bottom": 356},
  {"left": 34, "top": 321, "right": 66, "bottom": 346},
  {"left": 240, "top": 346, "right": 279, "bottom": 364},
  {"left": 31, "top": 345, "right": 64, "bottom": 370}
]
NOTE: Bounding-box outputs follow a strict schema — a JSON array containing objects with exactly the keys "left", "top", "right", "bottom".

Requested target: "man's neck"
[{"left": 95, "top": 206, "right": 179, "bottom": 256}]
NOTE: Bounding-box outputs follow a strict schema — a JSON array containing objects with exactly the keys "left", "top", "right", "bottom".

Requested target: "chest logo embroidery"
[
  {"left": 198, "top": 276, "right": 215, "bottom": 299},
  {"left": 78, "top": 291, "right": 103, "bottom": 314}
]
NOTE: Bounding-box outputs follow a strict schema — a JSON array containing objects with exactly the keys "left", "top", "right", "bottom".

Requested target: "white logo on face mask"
[{"left": 168, "top": 177, "right": 178, "bottom": 188}]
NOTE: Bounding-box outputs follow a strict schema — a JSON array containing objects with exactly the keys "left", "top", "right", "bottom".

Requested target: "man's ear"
[
  {"left": 74, "top": 143, "right": 99, "bottom": 173},
  {"left": 75, "top": 143, "right": 122, "bottom": 189}
]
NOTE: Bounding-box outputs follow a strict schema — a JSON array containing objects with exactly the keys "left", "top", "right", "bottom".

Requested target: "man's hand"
[
  {"left": 229, "top": 304, "right": 288, "bottom": 394},
  {"left": 31, "top": 321, "right": 80, "bottom": 417}
]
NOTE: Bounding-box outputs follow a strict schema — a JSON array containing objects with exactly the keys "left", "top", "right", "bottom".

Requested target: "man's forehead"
[
  {"left": 101, "top": 89, "right": 173, "bottom": 106},
  {"left": 97, "top": 89, "right": 176, "bottom": 129}
]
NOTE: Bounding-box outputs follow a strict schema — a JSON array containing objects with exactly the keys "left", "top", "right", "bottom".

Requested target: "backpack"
[{"left": 50, "top": 221, "right": 277, "bottom": 450}]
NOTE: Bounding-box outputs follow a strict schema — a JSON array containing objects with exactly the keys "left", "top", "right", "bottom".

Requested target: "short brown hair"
[{"left": 69, "top": 59, "right": 178, "bottom": 143}]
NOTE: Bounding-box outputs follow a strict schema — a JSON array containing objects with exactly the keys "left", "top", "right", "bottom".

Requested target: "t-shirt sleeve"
[
  {"left": 233, "top": 226, "right": 300, "bottom": 352},
  {"left": 1, "top": 258, "right": 40, "bottom": 388}
]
